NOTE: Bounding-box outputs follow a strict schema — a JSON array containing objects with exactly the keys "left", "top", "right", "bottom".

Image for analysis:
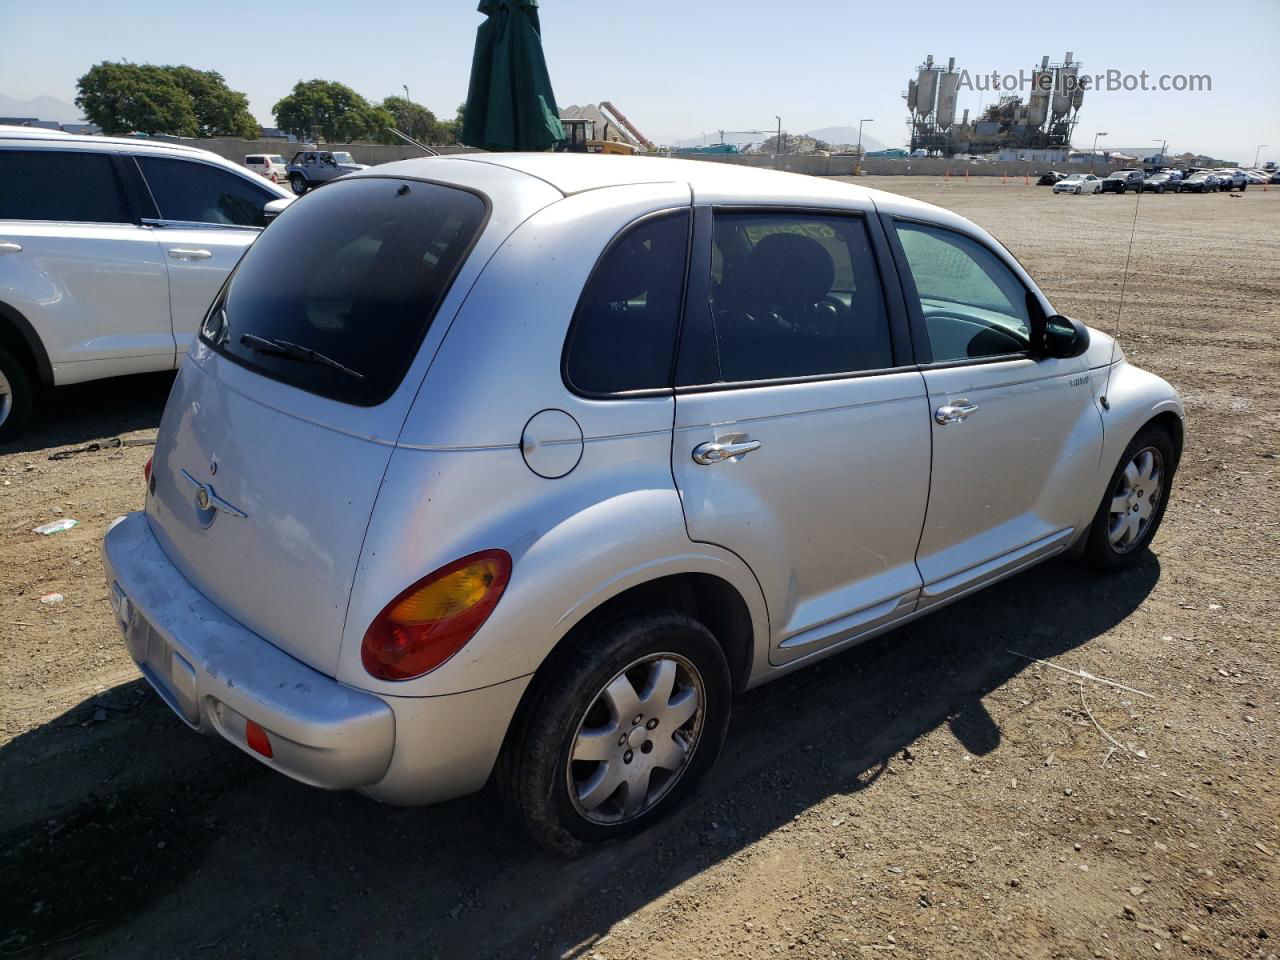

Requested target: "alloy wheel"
[
  {"left": 1108, "top": 446, "right": 1164, "bottom": 553},
  {"left": 567, "top": 653, "right": 705, "bottom": 825},
  {"left": 0, "top": 367, "right": 12, "bottom": 429}
]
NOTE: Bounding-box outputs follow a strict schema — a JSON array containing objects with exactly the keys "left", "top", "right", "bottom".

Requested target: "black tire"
[
  {"left": 503, "top": 610, "right": 732, "bottom": 856},
  {"left": 0, "top": 344, "right": 35, "bottom": 443},
  {"left": 1084, "top": 425, "right": 1177, "bottom": 571},
  {"left": 289, "top": 173, "right": 308, "bottom": 195}
]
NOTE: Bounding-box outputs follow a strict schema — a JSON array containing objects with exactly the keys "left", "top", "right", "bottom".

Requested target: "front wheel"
[
  {"left": 0, "top": 345, "right": 35, "bottom": 443},
  {"left": 289, "top": 173, "right": 308, "bottom": 196},
  {"left": 503, "top": 610, "right": 732, "bottom": 856},
  {"left": 1084, "top": 426, "right": 1176, "bottom": 571}
]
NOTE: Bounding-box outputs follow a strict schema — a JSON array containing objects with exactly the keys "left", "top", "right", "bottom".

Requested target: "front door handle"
[
  {"left": 934, "top": 399, "right": 979, "bottom": 425},
  {"left": 167, "top": 247, "right": 213, "bottom": 260},
  {"left": 0, "top": 241, "right": 22, "bottom": 254},
  {"left": 692, "top": 436, "right": 762, "bottom": 465}
]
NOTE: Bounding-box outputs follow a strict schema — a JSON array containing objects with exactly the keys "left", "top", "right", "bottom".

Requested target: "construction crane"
[{"left": 600, "top": 101, "right": 654, "bottom": 151}]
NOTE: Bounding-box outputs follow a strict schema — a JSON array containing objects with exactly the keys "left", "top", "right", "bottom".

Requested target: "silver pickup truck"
[{"left": 285, "top": 150, "right": 369, "bottom": 195}]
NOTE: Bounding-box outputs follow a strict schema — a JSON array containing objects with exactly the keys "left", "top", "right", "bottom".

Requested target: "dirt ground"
[{"left": 2, "top": 176, "right": 1277, "bottom": 960}]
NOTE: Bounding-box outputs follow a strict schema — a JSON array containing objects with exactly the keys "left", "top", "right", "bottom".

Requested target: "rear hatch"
[{"left": 145, "top": 175, "right": 489, "bottom": 676}]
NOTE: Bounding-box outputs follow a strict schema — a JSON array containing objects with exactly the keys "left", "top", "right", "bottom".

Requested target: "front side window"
[
  {"left": 202, "top": 177, "right": 486, "bottom": 405},
  {"left": 703, "top": 212, "right": 892, "bottom": 383},
  {"left": 894, "top": 221, "right": 1033, "bottom": 363},
  {"left": 0, "top": 150, "right": 130, "bottom": 223},
  {"left": 136, "top": 156, "right": 275, "bottom": 227},
  {"left": 564, "top": 211, "right": 689, "bottom": 395}
]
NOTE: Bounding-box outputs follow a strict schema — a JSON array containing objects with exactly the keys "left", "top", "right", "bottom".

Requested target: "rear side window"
[
  {"left": 563, "top": 211, "right": 690, "bottom": 395},
  {"left": 702, "top": 212, "right": 892, "bottom": 383},
  {"left": 0, "top": 150, "right": 130, "bottom": 223},
  {"left": 202, "top": 177, "right": 486, "bottom": 406},
  {"left": 136, "top": 155, "right": 275, "bottom": 227}
]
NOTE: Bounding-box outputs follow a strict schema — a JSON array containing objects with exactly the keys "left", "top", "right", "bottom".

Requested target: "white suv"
[{"left": 0, "top": 129, "right": 292, "bottom": 439}]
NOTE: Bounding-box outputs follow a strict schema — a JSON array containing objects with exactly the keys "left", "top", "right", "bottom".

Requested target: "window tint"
[
  {"left": 136, "top": 156, "right": 274, "bottom": 227},
  {"left": 202, "top": 177, "right": 486, "bottom": 406},
  {"left": 894, "top": 222, "right": 1033, "bottom": 362},
  {"left": 704, "top": 212, "right": 892, "bottom": 383},
  {"left": 0, "top": 150, "right": 130, "bottom": 223},
  {"left": 564, "top": 211, "right": 689, "bottom": 394}
]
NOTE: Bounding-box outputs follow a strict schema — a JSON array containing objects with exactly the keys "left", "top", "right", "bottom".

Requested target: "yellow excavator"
[{"left": 557, "top": 102, "right": 652, "bottom": 155}]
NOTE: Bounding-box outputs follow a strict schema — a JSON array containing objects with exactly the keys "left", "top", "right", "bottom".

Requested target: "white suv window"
[
  {"left": 136, "top": 155, "right": 275, "bottom": 228},
  {"left": 0, "top": 150, "right": 131, "bottom": 223}
]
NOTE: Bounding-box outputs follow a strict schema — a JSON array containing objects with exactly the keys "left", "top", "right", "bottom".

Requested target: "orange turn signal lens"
[{"left": 361, "top": 550, "right": 512, "bottom": 681}]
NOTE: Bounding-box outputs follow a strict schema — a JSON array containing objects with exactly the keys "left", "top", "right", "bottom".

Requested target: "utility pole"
[
  {"left": 775, "top": 116, "right": 782, "bottom": 167},
  {"left": 855, "top": 118, "right": 874, "bottom": 175},
  {"left": 1255, "top": 144, "right": 1268, "bottom": 168},
  {"left": 1089, "top": 131, "right": 1108, "bottom": 174},
  {"left": 403, "top": 84, "right": 411, "bottom": 102},
  {"left": 1154, "top": 138, "right": 1167, "bottom": 168}
]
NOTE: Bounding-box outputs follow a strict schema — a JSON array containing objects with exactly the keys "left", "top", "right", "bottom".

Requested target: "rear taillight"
[
  {"left": 361, "top": 550, "right": 512, "bottom": 681},
  {"left": 144, "top": 456, "right": 153, "bottom": 486}
]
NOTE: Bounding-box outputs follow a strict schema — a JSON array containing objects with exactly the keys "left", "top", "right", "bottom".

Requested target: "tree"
[
  {"left": 273, "top": 80, "right": 392, "bottom": 142},
  {"left": 76, "top": 62, "right": 257, "bottom": 138},
  {"left": 75, "top": 62, "right": 198, "bottom": 137},
  {"left": 378, "top": 96, "right": 451, "bottom": 144},
  {"left": 166, "top": 66, "right": 258, "bottom": 138}
]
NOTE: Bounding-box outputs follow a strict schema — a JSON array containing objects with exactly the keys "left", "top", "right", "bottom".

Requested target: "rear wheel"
[
  {"left": 503, "top": 610, "right": 732, "bottom": 856},
  {"left": 0, "top": 345, "right": 35, "bottom": 443},
  {"left": 1084, "top": 426, "right": 1176, "bottom": 571}
]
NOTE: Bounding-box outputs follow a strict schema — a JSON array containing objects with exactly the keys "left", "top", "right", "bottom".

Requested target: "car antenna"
[{"left": 1099, "top": 181, "right": 1144, "bottom": 410}]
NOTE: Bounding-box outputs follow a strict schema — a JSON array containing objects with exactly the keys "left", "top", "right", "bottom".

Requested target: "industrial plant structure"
[{"left": 906, "top": 53, "right": 1084, "bottom": 158}]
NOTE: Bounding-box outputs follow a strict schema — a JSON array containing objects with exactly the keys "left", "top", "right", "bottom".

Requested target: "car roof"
[{"left": 364, "top": 152, "right": 949, "bottom": 223}]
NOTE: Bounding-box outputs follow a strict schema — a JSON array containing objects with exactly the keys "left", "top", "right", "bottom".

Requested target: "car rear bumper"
[
  {"left": 103, "top": 512, "right": 396, "bottom": 790},
  {"left": 103, "top": 512, "right": 527, "bottom": 804}
]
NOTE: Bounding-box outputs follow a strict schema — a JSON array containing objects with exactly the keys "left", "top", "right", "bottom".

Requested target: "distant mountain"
[
  {"left": 0, "top": 94, "right": 83, "bottom": 123},
  {"left": 805, "top": 127, "right": 890, "bottom": 152}
]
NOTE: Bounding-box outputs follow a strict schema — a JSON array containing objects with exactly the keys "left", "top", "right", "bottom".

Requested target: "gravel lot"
[{"left": 2, "top": 176, "right": 1277, "bottom": 960}]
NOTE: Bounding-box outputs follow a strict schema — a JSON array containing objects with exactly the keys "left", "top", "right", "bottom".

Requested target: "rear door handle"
[
  {"left": 0, "top": 241, "right": 22, "bottom": 254},
  {"left": 934, "top": 399, "right": 979, "bottom": 425},
  {"left": 167, "top": 247, "right": 213, "bottom": 260},
  {"left": 692, "top": 436, "right": 762, "bottom": 465}
]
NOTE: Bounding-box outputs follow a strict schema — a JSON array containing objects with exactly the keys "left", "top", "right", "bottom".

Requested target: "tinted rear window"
[
  {"left": 0, "top": 150, "right": 130, "bottom": 223},
  {"left": 202, "top": 177, "right": 486, "bottom": 405}
]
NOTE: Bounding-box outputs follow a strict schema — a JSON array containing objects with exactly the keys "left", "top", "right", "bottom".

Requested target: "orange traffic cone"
[{"left": 1024, "top": 174, "right": 1030, "bottom": 185}]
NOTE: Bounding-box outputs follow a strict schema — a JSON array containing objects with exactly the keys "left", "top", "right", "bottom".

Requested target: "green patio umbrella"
[{"left": 460, "top": 0, "right": 566, "bottom": 152}]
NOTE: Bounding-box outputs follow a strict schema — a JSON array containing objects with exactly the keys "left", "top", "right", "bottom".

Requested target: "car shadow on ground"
[
  {"left": 0, "top": 372, "right": 173, "bottom": 456},
  {"left": 0, "top": 554, "right": 1160, "bottom": 959}
]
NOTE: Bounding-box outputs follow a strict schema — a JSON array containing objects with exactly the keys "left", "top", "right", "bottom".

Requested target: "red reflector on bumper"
[{"left": 245, "top": 719, "right": 273, "bottom": 758}]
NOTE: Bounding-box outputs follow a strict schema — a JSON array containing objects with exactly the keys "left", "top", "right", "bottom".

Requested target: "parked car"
[
  {"left": 1270, "top": 172, "right": 1280, "bottom": 184},
  {"left": 102, "top": 155, "right": 1184, "bottom": 854},
  {"left": 1141, "top": 172, "right": 1181, "bottom": 193},
  {"left": 244, "top": 153, "right": 288, "bottom": 183},
  {"left": 1100, "top": 170, "right": 1145, "bottom": 193},
  {"left": 1212, "top": 169, "right": 1248, "bottom": 191},
  {"left": 1180, "top": 171, "right": 1219, "bottom": 193},
  {"left": 1036, "top": 170, "right": 1068, "bottom": 186},
  {"left": 1052, "top": 173, "right": 1102, "bottom": 194},
  {"left": 0, "top": 128, "right": 293, "bottom": 440},
  {"left": 285, "top": 150, "right": 369, "bottom": 195}
]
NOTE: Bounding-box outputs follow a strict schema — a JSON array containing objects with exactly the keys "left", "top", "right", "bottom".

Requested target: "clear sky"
[{"left": 2, "top": 0, "right": 1278, "bottom": 162}]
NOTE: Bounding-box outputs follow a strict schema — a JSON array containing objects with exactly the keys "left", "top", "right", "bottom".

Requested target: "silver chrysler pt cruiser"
[{"left": 103, "top": 155, "right": 1183, "bottom": 854}]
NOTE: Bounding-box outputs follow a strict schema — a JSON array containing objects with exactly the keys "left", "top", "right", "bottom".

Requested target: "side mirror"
[
  {"left": 1038, "top": 314, "right": 1090, "bottom": 359},
  {"left": 263, "top": 197, "right": 293, "bottom": 223}
]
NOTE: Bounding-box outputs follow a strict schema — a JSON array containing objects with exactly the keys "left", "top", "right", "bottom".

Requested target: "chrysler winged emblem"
[{"left": 180, "top": 469, "right": 247, "bottom": 520}]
